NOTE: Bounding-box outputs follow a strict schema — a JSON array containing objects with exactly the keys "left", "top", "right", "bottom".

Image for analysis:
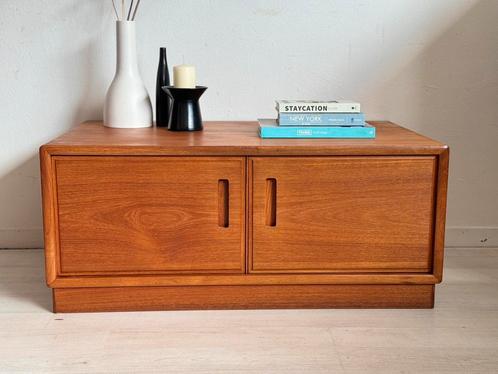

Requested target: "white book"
[{"left": 276, "top": 100, "right": 361, "bottom": 113}]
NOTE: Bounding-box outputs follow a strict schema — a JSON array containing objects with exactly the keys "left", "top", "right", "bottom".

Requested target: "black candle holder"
[{"left": 162, "top": 86, "right": 207, "bottom": 131}]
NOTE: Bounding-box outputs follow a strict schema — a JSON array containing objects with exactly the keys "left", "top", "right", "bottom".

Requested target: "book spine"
[
  {"left": 277, "top": 102, "right": 361, "bottom": 113},
  {"left": 279, "top": 113, "right": 365, "bottom": 126},
  {"left": 260, "top": 126, "right": 375, "bottom": 139}
]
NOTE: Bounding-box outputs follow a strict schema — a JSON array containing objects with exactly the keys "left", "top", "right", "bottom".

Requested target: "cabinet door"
[
  {"left": 250, "top": 157, "right": 436, "bottom": 273},
  {"left": 55, "top": 156, "right": 245, "bottom": 275}
]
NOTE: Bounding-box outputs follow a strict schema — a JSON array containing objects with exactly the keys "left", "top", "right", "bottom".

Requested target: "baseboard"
[
  {"left": 445, "top": 227, "right": 498, "bottom": 248},
  {"left": 0, "top": 227, "right": 497, "bottom": 249},
  {"left": 0, "top": 228, "right": 43, "bottom": 249}
]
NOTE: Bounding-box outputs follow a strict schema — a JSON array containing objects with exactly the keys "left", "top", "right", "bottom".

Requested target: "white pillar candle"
[{"left": 173, "top": 65, "right": 196, "bottom": 88}]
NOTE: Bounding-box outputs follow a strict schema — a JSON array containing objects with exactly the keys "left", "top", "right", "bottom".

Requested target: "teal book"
[{"left": 258, "top": 119, "right": 375, "bottom": 139}]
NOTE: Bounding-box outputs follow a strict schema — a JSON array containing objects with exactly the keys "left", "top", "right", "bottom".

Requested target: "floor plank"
[{"left": 0, "top": 248, "right": 497, "bottom": 373}]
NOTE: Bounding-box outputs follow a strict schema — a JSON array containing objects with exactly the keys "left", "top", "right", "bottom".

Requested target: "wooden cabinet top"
[{"left": 41, "top": 121, "right": 447, "bottom": 156}]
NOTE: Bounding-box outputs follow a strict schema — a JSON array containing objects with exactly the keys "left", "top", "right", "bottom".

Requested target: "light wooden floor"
[{"left": 0, "top": 249, "right": 497, "bottom": 373}]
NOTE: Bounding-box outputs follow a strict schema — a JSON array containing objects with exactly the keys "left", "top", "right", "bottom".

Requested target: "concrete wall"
[{"left": 1, "top": 0, "right": 497, "bottom": 248}]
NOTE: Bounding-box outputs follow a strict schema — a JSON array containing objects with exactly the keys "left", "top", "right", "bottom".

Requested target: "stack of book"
[{"left": 258, "top": 100, "right": 375, "bottom": 139}]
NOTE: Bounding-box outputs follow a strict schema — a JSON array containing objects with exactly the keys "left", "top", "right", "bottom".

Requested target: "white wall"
[{"left": 1, "top": 0, "right": 497, "bottom": 248}]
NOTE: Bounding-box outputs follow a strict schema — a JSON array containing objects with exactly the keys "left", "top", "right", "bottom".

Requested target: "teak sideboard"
[{"left": 40, "top": 121, "right": 449, "bottom": 313}]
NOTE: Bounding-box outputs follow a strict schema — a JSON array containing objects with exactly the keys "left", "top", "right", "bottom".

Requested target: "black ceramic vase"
[
  {"left": 162, "top": 86, "right": 207, "bottom": 131},
  {"left": 155, "top": 47, "right": 170, "bottom": 127}
]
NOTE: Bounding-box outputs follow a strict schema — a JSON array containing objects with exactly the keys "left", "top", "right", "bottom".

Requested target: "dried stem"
[
  {"left": 121, "top": 0, "right": 125, "bottom": 20},
  {"left": 127, "top": 0, "right": 134, "bottom": 20},
  {"left": 111, "top": 0, "right": 119, "bottom": 20},
  {"left": 131, "top": 0, "right": 141, "bottom": 21}
]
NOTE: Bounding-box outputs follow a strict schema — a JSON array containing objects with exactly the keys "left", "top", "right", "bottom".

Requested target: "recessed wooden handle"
[
  {"left": 265, "top": 178, "right": 277, "bottom": 226},
  {"left": 218, "top": 179, "right": 229, "bottom": 228}
]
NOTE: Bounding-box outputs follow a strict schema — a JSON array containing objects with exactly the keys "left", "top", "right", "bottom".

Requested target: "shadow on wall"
[
  {"left": 367, "top": 0, "right": 498, "bottom": 229},
  {"left": 0, "top": 156, "right": 43, "bottom": 249},
  {"left": 71, "top": 38, "right": 107, "bottom": 128},
  {"left": 0, "top": 33, "right": 105, "bottom": 249}
]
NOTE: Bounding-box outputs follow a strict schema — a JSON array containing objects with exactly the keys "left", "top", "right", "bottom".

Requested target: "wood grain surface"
[
  {"left": 39, "top": 120, "right": 449, "bottom": 311},
  {"left": 41, "top": 121, "right": 447, "bottom": 156},
  {"left": 39, "top": 147, "right": 59, "bottom": 284},
  {"left": 250, "top": 157, "right": 436, "bottom": 273},
  {"left": 50, "top": 273, "right": 439, "bottom": 288},
  {"left": 55, "top": 156, "right": 245, "bottom": 274},
  {"left": 433, "top": 148, "right": 450, "bottom": 281},
  {"left": 53, "top": 284, "right": 435, "bottom": 312}
]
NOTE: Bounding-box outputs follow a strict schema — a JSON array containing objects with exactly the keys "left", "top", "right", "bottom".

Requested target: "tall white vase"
[{"left": 104, "top": 21, "right": 152, "bottom": 128}]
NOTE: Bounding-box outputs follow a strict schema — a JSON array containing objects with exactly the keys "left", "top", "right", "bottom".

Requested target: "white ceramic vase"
[{"left": 104, "top": 21, "right": 152, "bottom": 128}]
